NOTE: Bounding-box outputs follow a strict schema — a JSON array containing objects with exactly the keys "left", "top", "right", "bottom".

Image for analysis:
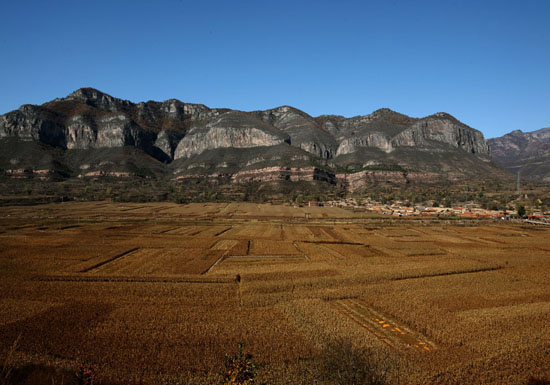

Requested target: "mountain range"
[{"left": 1, "top": 88, "right": 543, "bottom": 192}]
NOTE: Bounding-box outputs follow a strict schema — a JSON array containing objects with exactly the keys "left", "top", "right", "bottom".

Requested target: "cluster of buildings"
[{"left": 319, "top": 198, "right": 550, "bottom": 221}]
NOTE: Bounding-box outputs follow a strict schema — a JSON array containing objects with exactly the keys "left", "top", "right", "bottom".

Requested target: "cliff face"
[
  {"left": 65, "top": 114, "right": 143, "bottom": 149},
  {"left": 393, "top": 115, "right": 489, "bottom": 154},
  {"left": 0, "top": 105, "right": 67, "bottom": 147},
  {"left": 488, "top": 128, "right": 550, "bottom": 182},
  {"left": 337, "top": 133, "right": 393, "bottom": 155},
  {"left": 174, "top": 112, "right": 290, "bottom": 159},
  {"left": 0, "top": 87, "right": 498, "bottom": 182},
  {"left": 253, "top": 106, "right": 338, "bottom": 159}
]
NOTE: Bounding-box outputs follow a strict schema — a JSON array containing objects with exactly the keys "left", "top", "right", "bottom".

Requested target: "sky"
[{"left": 0, "top": 0, "right": 549, "bottom": 138}]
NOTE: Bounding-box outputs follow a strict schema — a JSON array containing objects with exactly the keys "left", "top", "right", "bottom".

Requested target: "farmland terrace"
[{"left": 0, "top": 202, "right": 549, "bottom": 384}]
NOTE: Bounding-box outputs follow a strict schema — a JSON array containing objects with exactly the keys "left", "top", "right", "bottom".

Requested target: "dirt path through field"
[{"left": 332, "top": 299, "right": 435, "bottom": 353}]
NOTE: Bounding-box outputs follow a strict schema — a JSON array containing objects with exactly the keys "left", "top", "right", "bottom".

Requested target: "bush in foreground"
[{"left": 222, "top": 343, "right": 256, "bottom": 385}]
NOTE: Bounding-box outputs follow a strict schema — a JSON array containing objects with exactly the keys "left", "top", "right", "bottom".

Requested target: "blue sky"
[{"left": 0, "top": 0, "right": 548, "bottom": 138}]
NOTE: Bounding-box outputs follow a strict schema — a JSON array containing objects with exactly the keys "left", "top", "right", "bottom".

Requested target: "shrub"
[
  {"left": 78, "top": 363, "right": 97, "bottom": 385},
  {"left": 517, "top": 204, "right": 526, "bottom": 218},
  {"left": 222, "top": 343, "right": 256, "bottom": 385}
]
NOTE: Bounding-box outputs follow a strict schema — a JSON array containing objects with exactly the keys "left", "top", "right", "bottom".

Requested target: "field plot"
[
  {"left": 217, "top": 255, "right": 306, "bottom": 273},
  {"left": 377, "top": 240, "right": 447, "bottom": 257},
  {"left": 249, "top": 240, "right": 301, "bottom": 256},
  {"left": 87, "top": 248, "right": 224, "bottom": 275},
  {"left": 324, "top": 226, "right": 373, "bottom": 243},
  {"left": 281, "top": 224, "right": 316, "bottom": 241},
  {"left": 226, "top": 223, "right": 282, "bottom": 240},
  {"left": 375, "top": 228, "right": 423, "bottom": 238},
  {"left": 0, "top": 202, "right": 549, "bottom": 385},
  {"left": 295, "top": 242, "right": 379, "bottom": 262}
]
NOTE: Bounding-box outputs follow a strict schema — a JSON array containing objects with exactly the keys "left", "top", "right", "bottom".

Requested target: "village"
[{"left": 307, "top": 198, "right": 550, "bottom": 222}]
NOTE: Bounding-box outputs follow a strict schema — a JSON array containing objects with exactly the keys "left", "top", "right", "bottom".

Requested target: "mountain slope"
[{"left": 488, "top": 128, "right": 550, "bottom": 182}]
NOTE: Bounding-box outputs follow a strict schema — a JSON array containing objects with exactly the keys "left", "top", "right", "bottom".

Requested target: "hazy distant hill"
[
  {"left": 0, "top": 88, "right": 507, "bottom": 189},
  {"left": 488, "top": 128, "right": 550, "bottom": 183}
]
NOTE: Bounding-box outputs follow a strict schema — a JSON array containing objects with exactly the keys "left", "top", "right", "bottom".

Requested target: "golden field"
[{"left": 0, "top": 201, "right": 549, "bottom": 384}]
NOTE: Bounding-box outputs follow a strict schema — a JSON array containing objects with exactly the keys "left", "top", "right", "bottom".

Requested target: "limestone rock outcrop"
[
  {"left": 0, "top": 104, "right": 66, "bottom": 146},
  {"left": 337, "top": 133, "right": 393, "bottom": 155},
  {"left": 174, "top": 112, "right": 290, "bottom": 159},
  {"left": 393, "top": 114, "right": 490, "bottom": 155},
  {"left": 254, "top": 106, "right": 337, "bottom": 159}
]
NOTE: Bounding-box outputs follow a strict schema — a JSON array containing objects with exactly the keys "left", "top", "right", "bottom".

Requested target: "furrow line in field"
[
  {"left": 157, "top": 227, "right": 180, "bottom": 234},
  {"left": 390, "top": 266, "right": 502, "bottom": 281},
  {"left": 214, "top": 227, "right": 232, "bottom": 237},
  {"left": 30, "top": 275, "right": 234, "bottom": 284},
  {"left": 293, "top": 242, "right": 309, "bottom": 260},
  {"left": 202, "top": 250, "right": 230, "bottom": 274},
  {"left": 80, "top": 247, "right": 140, "bottom": 273},
  {"left": 301, "top": 240, "right": 364, "bottom": 245}
]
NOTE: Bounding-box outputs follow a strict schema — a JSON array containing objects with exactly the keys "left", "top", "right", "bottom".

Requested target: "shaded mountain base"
[
  {"left": 488, "top": 128, "right": 550, "bottom": 183},
  {"left": 493, "top": 152, "right": 550, "bottom": 183},
  {"left": 1, "top": 169, "right": 526, "bottom": 212},
  {"left": 0, "top": 137, "right": 515, "bottom": 205},
  {"left": 0, "top": 138, "right": 166, "bottom": 180},
  {"left": 0, "top": 177, "right": 343, "bottom": 205}
]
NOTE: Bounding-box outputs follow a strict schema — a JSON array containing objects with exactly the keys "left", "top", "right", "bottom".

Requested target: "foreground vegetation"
[{"left": 1, "top": 202, "right": 549, "bottom": 384}]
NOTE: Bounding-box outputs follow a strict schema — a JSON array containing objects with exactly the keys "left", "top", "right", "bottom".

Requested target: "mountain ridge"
[{"left": 0, "top": 88, "right": 506, "bottom": 191}]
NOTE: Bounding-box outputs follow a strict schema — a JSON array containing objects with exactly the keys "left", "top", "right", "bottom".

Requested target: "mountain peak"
[
  {"left": 65, "top": 87, "right": 132, "bottom": 109},
  {"left": 67, "top": 87, "right": 108, "bottom": 100},
  {"left": 430, "top": 112, "right": 456, "bottom": 120},
  {"left": 423, "top": 112, "right": 468, "bottom": 127},
  {"left": 268, "top": 105, "right": 308, "bottom": 115},
  {"left": 368, "top": 108, "right": 413, "bottom": 120},
  {"left": 372, "top": 107, "right": 398, "bottom": 115}
]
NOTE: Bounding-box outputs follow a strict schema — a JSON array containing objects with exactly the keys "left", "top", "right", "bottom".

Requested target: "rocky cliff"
[
  {"left": 393, "top": 113, "right": 489, "bottom": 155},
  {"left": 174, "top": 112, "right": 290, "bottom": 159},
  {"left": 253, "top": 106, "right": 338, "bottom": 159},
  {"left": 0, "top": 87, "right": 501, "bottom": 185}
]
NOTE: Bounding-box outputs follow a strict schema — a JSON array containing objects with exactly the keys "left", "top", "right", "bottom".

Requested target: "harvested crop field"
[{"left": 0, "top": 201, "right": 549, "bottom": 384}]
